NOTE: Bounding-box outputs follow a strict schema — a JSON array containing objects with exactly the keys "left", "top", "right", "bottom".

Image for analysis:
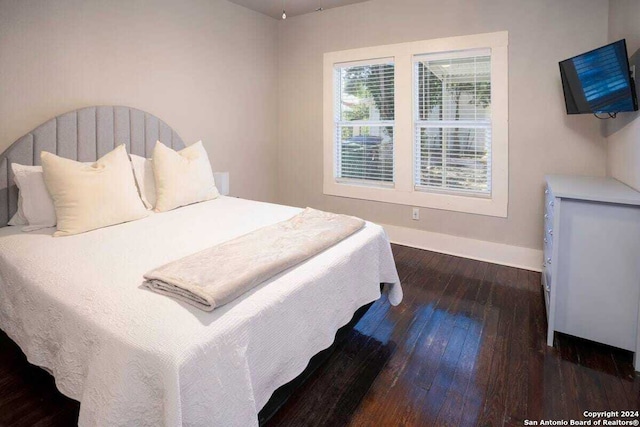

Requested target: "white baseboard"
[{"left": 381, "top": 223, "right": 543, "bottom": 272}]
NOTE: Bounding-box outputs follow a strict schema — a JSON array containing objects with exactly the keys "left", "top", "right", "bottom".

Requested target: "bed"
[{"left": 0, "top": 106, "right": 402, "bottom": 426}]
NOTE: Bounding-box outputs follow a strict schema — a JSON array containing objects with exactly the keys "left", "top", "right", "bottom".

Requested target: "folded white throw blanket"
[{"left": 144, "top": 208, "right": 365, "bottom": 311}]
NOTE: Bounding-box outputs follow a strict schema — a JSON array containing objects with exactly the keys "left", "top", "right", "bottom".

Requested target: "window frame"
[
  {"left": 333, "top": 57, "right": 396, "bottom": 187},
  {"left": 413, "top": 49, "right": 493, "bottom": 197},
  {"left": 323, "top": 31, "right": 508, "bottom": 217}
]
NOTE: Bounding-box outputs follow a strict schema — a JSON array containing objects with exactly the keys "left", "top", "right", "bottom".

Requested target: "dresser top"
[{"left": 546, "top": 175, "right": 640, "bottom": 206}]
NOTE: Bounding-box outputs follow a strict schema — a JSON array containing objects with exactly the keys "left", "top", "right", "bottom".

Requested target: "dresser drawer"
[
  {"left": 545, "top": 197, "right": 555, "bottom": 217},
  {"left": 542, "top": 271, "right": 550, "bottom": 319},
  {"left": 544, "top": 186, "right": 555, "bottom": 248},
  {"left": 543, "top": 214, "right": 553, "bottom": 243},
  {"left": 543, "top": 226, "right": 554, "bottom": 254},
  {"left": 543, "top": 185, "right": 554, "bottom": 291},
  {"left": 542, "top": 260, "right": 552, "bottom": 289},
  {"left": 544, "top": 210, "right": 553, "bottom": 222},
  {"left": 543, "top": 237, "right": 553, "bottom": 270},
  {"left": 542, "top": 235, "right": 553, "bottom": 294},
  {"left": 544, "top": 186, "right": 555, "bottom": 212},
  {"left": 544, "top": 186, "right": 555, "bottom": 215}
]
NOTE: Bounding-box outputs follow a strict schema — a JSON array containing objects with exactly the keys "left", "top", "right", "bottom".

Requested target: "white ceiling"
[{"left": 228, "top": 0, "right": 371, "bottom": 19}]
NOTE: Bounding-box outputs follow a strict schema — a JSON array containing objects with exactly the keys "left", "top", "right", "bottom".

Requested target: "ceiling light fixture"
[{"left": 282, "top": 0, "right": 286, "bottom": 19}]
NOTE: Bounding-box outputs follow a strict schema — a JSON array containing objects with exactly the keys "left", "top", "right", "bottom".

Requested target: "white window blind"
[
  {"left": 334, "top": 59, "right": 395, "bottom": 186},
  {"left": 414, "top": 49, "right": 492, "bottom": 196}
]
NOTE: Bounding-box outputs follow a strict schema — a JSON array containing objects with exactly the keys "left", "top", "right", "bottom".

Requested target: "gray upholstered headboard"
[{"left": 0, "top": 106, "right": 186, "bottom": 227}]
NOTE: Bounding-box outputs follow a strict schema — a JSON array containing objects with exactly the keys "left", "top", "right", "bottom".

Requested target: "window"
[
  {"left": 323, "top": 32, "right": 508, "bottom": 217},
  {"left": 334, "top": 59, "right": 395, "bottom": 186},
  {"left": 414, "top": 50, "right": 492, "bottom": 196}
]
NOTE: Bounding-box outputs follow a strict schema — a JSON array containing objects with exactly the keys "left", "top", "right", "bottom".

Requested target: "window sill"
[{"left": 323, "top": 179, "right": 507, "bottom": 217}]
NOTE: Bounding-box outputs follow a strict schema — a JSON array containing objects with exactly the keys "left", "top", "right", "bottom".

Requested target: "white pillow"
[
  {"left": 152, "top": 141, "right": 219, "bottom": 212},
  {"left": 130, "top": 154, "right": 156, "bottom": 210},
  {"left": 41, "top": 144, "right": 149, "bottom": 237},
  {"left": 8, "top": 166, "right": 33, "bottom": 227},
  {"left": 8, "top": 206, "right": 27, "bottom": 226},
  {"left": 8, "top": 164, "right": 57, "bottom": 231}
]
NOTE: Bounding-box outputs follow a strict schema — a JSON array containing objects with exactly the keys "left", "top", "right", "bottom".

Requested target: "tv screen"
[{"left": 559, "top": 39, "right": 638, "bottom": 114}]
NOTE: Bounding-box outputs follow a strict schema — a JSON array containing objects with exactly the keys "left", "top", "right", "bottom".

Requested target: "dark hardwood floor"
[{"left": 1, "top": 244, "right": 639, "bottom": 426}]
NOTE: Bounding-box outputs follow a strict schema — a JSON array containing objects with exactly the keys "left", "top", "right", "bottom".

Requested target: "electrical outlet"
[
  {"left": 412, "top": 208, "right": 420, "bottom": 220},
  {"left": 631, "top": 65, "right": 636, "bottom": 80}
]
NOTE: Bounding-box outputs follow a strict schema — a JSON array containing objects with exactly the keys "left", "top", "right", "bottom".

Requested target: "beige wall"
[
  {"left": 606, "top": 0, "right": 640, "bottom": 191},
  {"left": 0, "top": 0, "right": 616, "bottom": 251},
  {"left": 277, "top": 0, "right": 609, "bottom": 250},
  {"left": 0, "top": 0, "right": 279, "bottom": 202}
]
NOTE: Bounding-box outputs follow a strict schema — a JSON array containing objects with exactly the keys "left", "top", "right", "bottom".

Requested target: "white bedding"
[{"left": 0, "top": 197, "right": 402, "bottom": 426}]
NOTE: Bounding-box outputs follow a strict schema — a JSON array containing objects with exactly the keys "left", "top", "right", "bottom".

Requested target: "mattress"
[{"left": 0, "top": 197, "right": 402, "bottom": 426}]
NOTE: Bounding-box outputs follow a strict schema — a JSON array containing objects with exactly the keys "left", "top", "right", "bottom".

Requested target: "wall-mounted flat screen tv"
[{"left": 559, "top": 39, "right": 638, "bottom": 114}]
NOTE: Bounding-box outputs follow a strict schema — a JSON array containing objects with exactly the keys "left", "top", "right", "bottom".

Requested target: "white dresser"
[{"left": 544, "top": 175, "right": 640, "bottom": 370}]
